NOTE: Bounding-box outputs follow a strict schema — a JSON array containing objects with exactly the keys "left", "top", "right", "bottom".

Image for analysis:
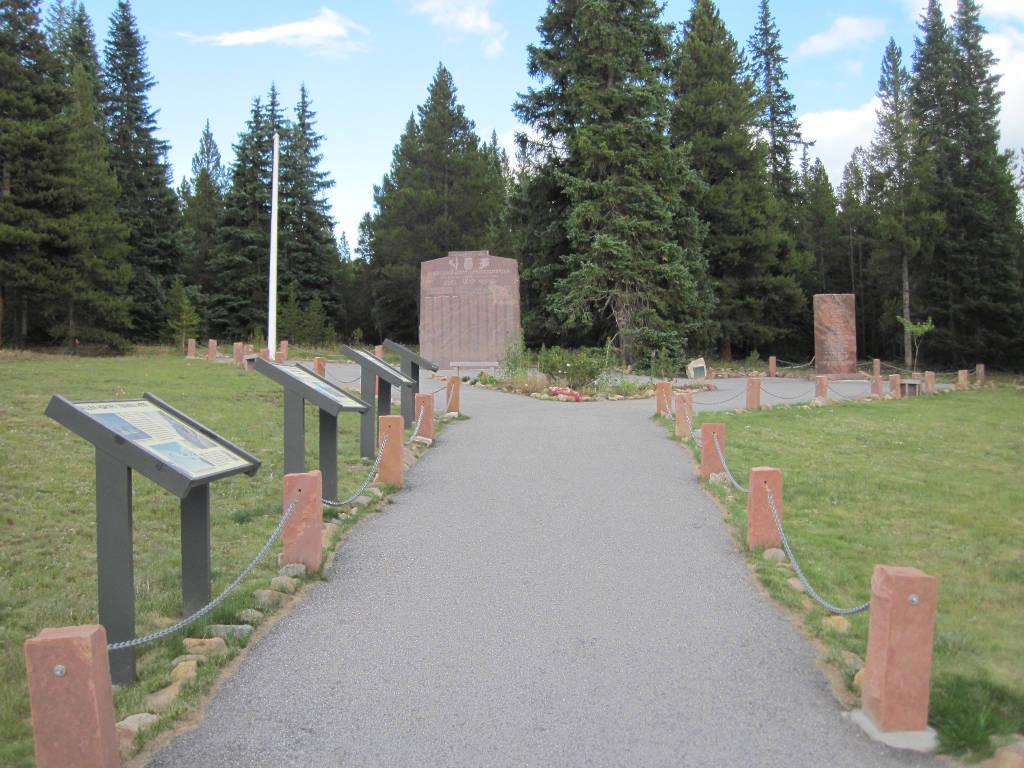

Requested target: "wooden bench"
[
  {"left": 900, "top": 379, "right": 922, "bottom": 397},
  {"left": 450, "top": 361, "right": 499, "bottom": 377},
  {"left": 241, "top": 353, "right": 260, "bottom": 372}
]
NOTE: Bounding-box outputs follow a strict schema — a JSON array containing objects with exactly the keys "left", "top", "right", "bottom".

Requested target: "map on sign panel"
[{"left": 285, "top": 365, "right": 364, "bottom": 408}]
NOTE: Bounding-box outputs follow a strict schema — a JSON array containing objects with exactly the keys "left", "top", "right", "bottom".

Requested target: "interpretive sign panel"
[
  {"left": 420, "top": 251, "right": 521, "bottom": 369},
  {"left": 339, "top": 346, "right": 416, "bottom": 386},
  {"left": 254, "top": 358, "right": 368, "bottom": 415},
  {"left": 382, "top": 339, "right": 438, "bottom": 427},
  {"left": 340, "top": 345, "right": 416, "bottom": 458}
]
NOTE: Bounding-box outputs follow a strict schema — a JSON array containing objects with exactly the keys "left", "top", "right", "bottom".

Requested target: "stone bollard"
[
  {"left": 924, "top": 371, "right": 936, "bottom": 394},
  {"left": 282, "top": 471, "right": 323, "bottom": 573},
  {"left": 245, "top": 344, "right": 254, "bottom": 356},
  {"left": 414, "top": 393, "right": 435, "bottom": 440},
  {"left": 377, "top": 415, "right": 404, "bottom": 487},
  {"left": 957, "top": 369, "right": 969, "bottom": 388},
  {"left": 861, "top": 565, "right": 939, "bottom": 738},
  {"left": 233, "top": 342, "right": 243, "bottom": 368},
  {"left": 815, "top": 375, "right": 828, "bottom": 400},
  {"left": 277, "top": 340, "right": 288, "bottom": 362},
  {"left": 768, "top": 356, "right": 777, "bottom": 377},
  {"left": 700, "top": 423, "right": 726, "bottom": 478},
  {"left": 871, "top": 376, "right": 884, "bottom": 398},
  {"left": 187, "top": 338, "right": 196, "bottom": 358},
  {"left": 313, "top": 356, "right": 326, "bottom": 377},
  {"left": 207, "top": 339, "right": 217, "bottom": 361},
  {"left": 259, "top": 348, "right": 270, "bottom": 362},
  {"left": 746, "top": 377, "right": 761, "bottom": 410},
  {"left": 889, "top": 374, "right": 902, "bottom": 399},
  {"left": 873, "top": 358, "right": 881, "bottom": 378},
  {"left": 975, "top": 364, "right": 985, "bottom": 385},
  {"left": 746, "top": 467, "right": 783, "bottom": 550},
  {"left": 445, "top": 376, "right": 461, "bottom": 415},
  {"left": 655, "top": 381, "right": 672, "bottom": 417},
  {"left": 673, "top": 392, "right": 694, "bottom": 439},
  {"left": 24, "top": 625, "right": 119, "bottom": 768}
]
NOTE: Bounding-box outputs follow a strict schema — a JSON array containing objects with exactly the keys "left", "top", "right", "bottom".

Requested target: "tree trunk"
[{"left": 902, "top": 251, "right": 911, "bottom": 369}]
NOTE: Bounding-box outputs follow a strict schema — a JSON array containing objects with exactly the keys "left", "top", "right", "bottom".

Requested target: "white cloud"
[
  {"left": 182, "top": 8, "right": 368, "bottom": 57},
  {"left": 799, "top": 98, "right": 881, "bottom": 185},
  {"left": 411, "top": 0, "right": 507, "bottom": 58},
  {"left": 986, "top": 27, "right": 1024, "bottom": 151},
  {"left": 985, "top": 0, "right": 1024, "bottom": 23},
  {"left": 798, "top": 17, "right": 888, "bottom": 57},
  {"left": 845, "top": 58, "right": 865, "bottom": 75}
]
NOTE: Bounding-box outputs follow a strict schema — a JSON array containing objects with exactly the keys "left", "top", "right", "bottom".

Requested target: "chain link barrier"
[
  {"left": 759, "top": 384, "right": 815, "bottom": 401},
  {"left": 405, "top": 406, "right": 426, "bottom": 445},
  {"left": 682, "top": 406, "right": 702, "bottom": 447},
  {"left": 711, "top": 431, "right": 749, "bottom": 494},
  {"left": 766, "top": 487, "right": 870, "bottom": 615},
  {"left": 776, "top": 357, "right": 815, "bottom": 369},
  {"left": 691, "top": 389, "right": 746, "bottom": 406},
  {"left": 323, "top": 434, "right": 390, "bottom": 508},
  {"left": 108, "top": 496, "right": 301, "bottom": 651}
]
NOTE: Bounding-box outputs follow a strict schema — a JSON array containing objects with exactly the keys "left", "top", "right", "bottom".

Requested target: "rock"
[
  {"left": 852, "top": 668, "right": 865, "bottom": 691},
  {"left": 412, "top": 436, "right": 433, "bottom": 446},
  {"left": 238, "top": 608, "right": 264, "bottom": 624},
  {"left": 142, "top": 679, "right": 185, "bottom": 711},
  {"left": 116, "top": 712, "right": 159, "bottom": 754},
  {"left": 170, "top": 654, "right": 206, "bottom": 667},
  {"left": 207, "top": 624, "right": 253, "bottom": 640},
  {"left": 842, "top": 651, "right": 865, "bottom": 672},
  {"left": 984, "top": 741, "right": 1024, "bottom": 768},
  {"left": 709, "top": 472, "right": 727, "bottom": 487},
  {"left": 787, "top": 577, "right": 805, "bottom": 593},
  {"left": 252, "top": 589, "right": 287, "bottom": 610},
  {"left": 823, "top": 615, "right": 851, "bottom": 634},
  {"left": 278, "top": 563, "right": 307, "bottom": 579},
  {"left": 352, "top": 495, "right": 373, "bottom": 507},
  {"left": 801, "top": 597, "right": 814, "bottom": 610},
  {"left": 763, "top": 548, "right": 786, "bottom": 562},
  {"left": 182, "top": 637, "right": 228, "bottom": 655},
  {"left": 170, "top": 659, "right": 198, "bottom": 682}
]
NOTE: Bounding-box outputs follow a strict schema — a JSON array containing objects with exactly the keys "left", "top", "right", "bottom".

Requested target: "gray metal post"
[
  {"left": 359, "top": 366, "right": 376, "bottom": 459},
  {"left": 319, "top": 410, "right": 338, "bottom": 500},
  {"left": 377, "top": 379, "right": 392, "bottom": 419},
  {"left": 284, "top": 389, "right": 305, "bottom": 474},
  {"left": 180, "top": 484, "right": 211, "bottom": 617},
  {"left": 95, "top": 448, "right": 135, "bottom": 684},
  {"left": 398, "top": 360, "right": 421, "bottom": 427}
]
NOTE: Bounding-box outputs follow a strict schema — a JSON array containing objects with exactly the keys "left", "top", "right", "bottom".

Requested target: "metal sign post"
[
  {"left": 382, "top": 339, "right": 439, "bottom": 427},
  {"left": 46, "top": 394, "right": 260, "bottom": 684},
  {"left": 339, "top": 346, "right": 416, "bottom": 459}
]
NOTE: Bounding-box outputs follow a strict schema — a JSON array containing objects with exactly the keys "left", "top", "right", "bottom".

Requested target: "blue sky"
[{"left": 71, "top": 0, "right": 1024, "bottom": 251}]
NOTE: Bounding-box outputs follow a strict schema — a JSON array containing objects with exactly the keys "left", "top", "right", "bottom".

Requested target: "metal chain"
[
  {"left": 765, "top": 488, "right": 870, "bottom": 615},
  {"left": 682, "top": 407, "right": 702, "bottom": 447},
  {"left": 777, "top": 357, "right": 815, "bottom": 369},
  {"left": 660, "top": 388, "right": 674, "bottom": 417},
  {"left": 323, "top": 433, "right": 391, "bottom": 507},
  {"left": 692, "top": 389, "right": 746, "bottom": 406},
  {"left": 711, "top": 431, "right": 749, "bottom": 494},
  {"left": 405, "top": 406, "right": 425, "bottom": 445},
  {"left": 108, "top": 496, "right": 301, "bottom": 651},
  {"left": 759, "top": 384, "right": 814, "bottom": 401}
]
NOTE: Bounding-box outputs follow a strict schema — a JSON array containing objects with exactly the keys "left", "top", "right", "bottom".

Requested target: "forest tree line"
[{"left": 2, "top": 0, "right": 1022, "bottom": 369}]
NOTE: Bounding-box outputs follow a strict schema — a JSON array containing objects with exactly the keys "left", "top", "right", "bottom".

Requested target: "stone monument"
[
  {"left": 420, "top": 251, "right": 521, "bottom": 369},
  {"left": 814, "top": 293, "right": 857, "bottom": 376}
]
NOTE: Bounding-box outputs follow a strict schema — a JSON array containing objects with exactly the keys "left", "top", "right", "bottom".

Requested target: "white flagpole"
[{"left": 267, "top": 132, "right": 280, "bottom": 362}]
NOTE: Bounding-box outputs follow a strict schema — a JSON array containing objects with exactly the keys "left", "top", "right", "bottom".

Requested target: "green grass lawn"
[
  {"left": 0, "top": 348, "right": 400, "bottom": 767},
  {"left": 667, "top": 386, "right": 1023, "bottom": 760}
]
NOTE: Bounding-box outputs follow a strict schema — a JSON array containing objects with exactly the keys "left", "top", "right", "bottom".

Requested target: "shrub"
[{"left": 538, "top": 345, "right": 603, "bottom": 390}]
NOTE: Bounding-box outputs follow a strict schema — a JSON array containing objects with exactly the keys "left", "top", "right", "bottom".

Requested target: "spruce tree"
[
  {"left": 179, "top": 120, "right": 226, "bottom": 297},
  {"left": 670, "top": 0, "right": 798, "bottom": 359},
  {"left": 101, "top": 0, "right": 181, "bottom": 340},
  {"left": 514, "top": 0, "right": 712, "bottom": 362}
]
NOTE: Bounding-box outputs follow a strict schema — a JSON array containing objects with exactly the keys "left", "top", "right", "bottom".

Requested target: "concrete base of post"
[
  {"left": 655, "top": 381, "right": 672, "bottom": 417},
  {"left": 768, "top": 356, "right": 777, "bottom": 377},
  {"left": 282, "top": 471, "right": 323, "bottom": 573},
  {"left": 746, "top": 467, "right": 782, "bottom": 550},
  {"left": 889, "top": 374, "right": 902, "bottom": 399},
  {"left": 446, "top": 376, "right": 461, "bottom": 415},
  {"left": 25, "top": 625, "right": 119, "bottom": 768},
  {"left": 673, "top": 393, "right": 693, "bottom": 438},
  {"left": 377, "top": 415, "right": 404, "bottom": 486},
  {"left": 414, "top": 393, "right": 435, "bottom": 440},
  {"left": 700, "top": 423, "right": 725, "bottom": 478},
  {"left": 313, "top": 356, "right": 326, "bottom": 377},
  {"left": 847, "top": 710, "right": 938, "bottom": 752},
  {"left": 815, "top": 375, "right": 828, "bottom": 400},
  {"left": 746, "top": 377, "right": 761, "bottom": 410}
]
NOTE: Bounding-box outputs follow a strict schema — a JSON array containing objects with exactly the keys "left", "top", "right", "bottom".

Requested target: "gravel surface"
[{"left": 148, "top": 373, "right": 942, "bottom": 767}]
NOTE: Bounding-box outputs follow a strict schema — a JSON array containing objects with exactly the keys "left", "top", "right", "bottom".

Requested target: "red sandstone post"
[
  {"left": 377, "top": 415, "right": 404, "bottom": 487},
  {"left": 768, "top": 356, "right": 777, "bottom": 377},
  {"left": 445, "top": 376, "right": 461, "bottom": 415},
  {"left": 244, "top": 343, "right": 254, "bottom": 356},
  {"left": 746, "top": 467, "right": 783, "bottom": 550},
  {"left": 259, "top": 348, "right": 270, "bottom": 361},
  {"left": 957, "top": 369, "right": 969, "bottom": 388},
  {"left": 815, "top": 375, "right": 829, "bottom": 400},
  {"left": 655, "top": 381, "right": 672, "bottom": 417},
  {"left": 414, "top": 393, "right": 435, "bottom": 440},
  {"left": 700, "top": 423, "right": 726, "bottom": 478},
  {"left": 233, "top": 342, "right": 243, "bottom": 367},
  {"left": 278, "top": 340, "right": 289, "bottom": 362},
  {"left": 24, "top": 625, "right": 119, "bottom": 768},
  {"left": 187, "top": 338, "right": 196, "bottom": 358},
  {"left": 862, "top": 565, "right": 939, "bottom": 733},
  {"left": 282, "top": 471, "right": 323, "bottom": 573},
  {"left": 889, "top": 374, "right": 902, "bottom": 399},
  {"left": 873, "top": 358, "right": 881, "bottom": 378},
  {"left": 313, "top": 356, "right": 326, "bottom": 377},
  {"left": 207, "top": 339, "right": 217, "bottom": 361},
  {"left": 673, "top": 393, "right": 693, "bottom": 438},
  {"left": 975, "top": 364, "right": 985, "bottom": 385},
  {"left": 746, "top": 377, "right": 761, "bottom": 410},
  {"left": 871, "top": 376, "right": 884, "bottom": 398},
  {"left": 924, "top": 371, "right": 936, "bottom": 394}
]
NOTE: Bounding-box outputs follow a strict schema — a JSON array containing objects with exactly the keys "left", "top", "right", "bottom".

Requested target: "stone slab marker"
[
  {"left": 813, "top": 294, "right": 857, "bottom": 376},
  {"left": 414, "top": 393, "right": 435, "bottom": 440},
  {"left": 768, "top": 356, "right": 777, "bottom": 377},
  {"left": 655, "top": 382, "right": 672, "bottom": 417},
  {"left": 746, "top": 378, "right": 761, "bottom": 410},
  {"left": 924, "top": 371, "right": 936, "bottom": 394},
  {"left": 233, "top": 342, "right": 243, "bottom": 367},
  {"left": 187, "top": 338, "right": 196, "bottom": 358},
  {"left": 283, "top": 471, "right": 323, "bottom": 573},
  {"left": 700, "top": 423, "right": 726, "bottom": 478},
  {"left": 890, "top": 374, "right": 902, "bottom": 399},
  {"left": 673, "top": 393, "right": 693, "bottom": 438},
  {"left": 445, "top": 376, "right": 461, "bottom": 415},
  {"left": 871, "top": 376, "right": 884, "bottom": 398},
  {"left": 815, "top": 376, "right": 829, "bottom": 400},
  {"left": 313, "top": 356, "right": 326, "bottom": 377},
  {"left": 377, "top": 415, "right": 404, "bottom": 487},
  {"left": 420, "top": 251, "right": 521, "bottom": 369},
  {"left": 862, "top": 565, "right": 939, "bottom": 733},
  {"left": 24, "top": 625, "right": 119, "bottom": 768},
  {"left": 207, "top": 339, "right": 217, "bottom": 361},
  {"left": 746, "top": 467, "right": 783, "bottom": 550}
]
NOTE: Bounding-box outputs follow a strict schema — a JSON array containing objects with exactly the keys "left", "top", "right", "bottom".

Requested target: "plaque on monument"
[
  {"left": 814, "top": 294, "right": 858, "bottom": 376},
  {"left": 420, "top": 251, "right": 521, "bottom": 369}
]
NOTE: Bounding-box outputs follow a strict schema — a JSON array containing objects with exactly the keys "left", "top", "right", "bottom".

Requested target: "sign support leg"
[
  {"left": 359, "top": 368, "right": 375, "bottom": 459},
  {"left": 180, "top": 484, "right": 211, "bottom": 617},
  {"left": 319, "top": 410, "right": 338, "bottom": 501},
  {"left": 95, "top": 449, "right": 135, "bottom": 684},
  {"left": 284, "top": 389, "right": 305, "bottom": 474}
]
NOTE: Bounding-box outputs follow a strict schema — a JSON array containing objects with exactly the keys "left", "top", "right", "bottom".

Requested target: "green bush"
[
  {"left": 538, "top": 345, "right": 603, "bottom": 390},
  {"left": 499, "top": 334, "right": 529, "bottom": 378}
]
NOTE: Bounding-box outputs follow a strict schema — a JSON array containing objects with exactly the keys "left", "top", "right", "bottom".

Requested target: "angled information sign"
[
  {"left": 382, "top": 339, "right": 439, "bottom": 427},
  {"left": 339, "top": 345, "right": 416, "bottom": 458}
]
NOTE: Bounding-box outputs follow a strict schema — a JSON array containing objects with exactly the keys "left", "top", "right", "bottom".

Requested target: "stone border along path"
[{"left": 146, "top": 368, "right": 940, "bottom": 767}]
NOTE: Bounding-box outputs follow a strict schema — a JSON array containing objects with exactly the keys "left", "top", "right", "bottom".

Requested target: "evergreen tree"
[
  {"left": 838, "top": 148, "right": 880, "bottom": 353},
  {"left": 795, "top": 159, "right": 843, "bottom": 295},
  {"left": 670, "top": 0, "right": 798, "bottom": 359},
  {"left": 514, "top": 0, "right": 712, "bottom": 362},
  {"left": 165, "top": 275, "right": 199, "bottom": 352},
  {"left": 179, "top": 120, "right": 226, "bottom": 297}
]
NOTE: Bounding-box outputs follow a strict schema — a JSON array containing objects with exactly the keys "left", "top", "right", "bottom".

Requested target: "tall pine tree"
[{"left": 179, "top": 120, "right": 226, "bottom": 297}]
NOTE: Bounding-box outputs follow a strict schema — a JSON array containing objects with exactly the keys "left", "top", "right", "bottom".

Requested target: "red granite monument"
[
  {"left": 814, "top": 293, "right": 858, "bottom": 377},
  {"left": 420, "top": 251, "right": 521, "bottom": 369}
]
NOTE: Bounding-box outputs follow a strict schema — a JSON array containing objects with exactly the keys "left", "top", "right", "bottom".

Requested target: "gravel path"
[{"left": 148, "top": 374, "right": 941, "bottom": 767}]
